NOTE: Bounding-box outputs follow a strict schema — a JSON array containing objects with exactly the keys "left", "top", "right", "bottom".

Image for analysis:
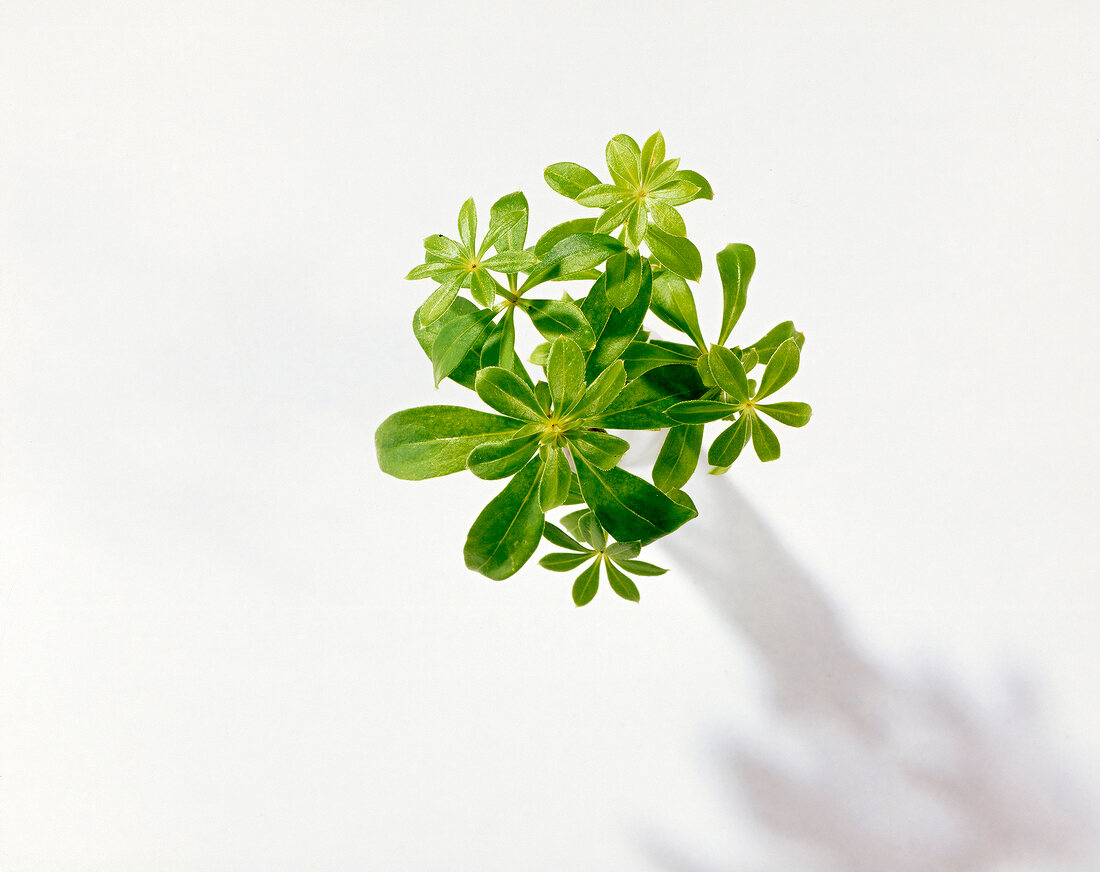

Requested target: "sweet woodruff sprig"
[{"left": 377, "top": 132, "right": 811, "bottom": 606}]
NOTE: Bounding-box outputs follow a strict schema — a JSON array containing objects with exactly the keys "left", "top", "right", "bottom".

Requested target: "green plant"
[{"left": 376, "top": 132, "right": 810, "bottom": 605}]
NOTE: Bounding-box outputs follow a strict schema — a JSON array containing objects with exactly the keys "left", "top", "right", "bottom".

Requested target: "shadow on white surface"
[{"left": 648, "top": 481, "right": 1096, "bottom": 872}]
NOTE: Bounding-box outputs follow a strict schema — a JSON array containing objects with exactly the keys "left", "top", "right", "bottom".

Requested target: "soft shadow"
[{"left": 649, "top": 479, "right": 1096, "bottom": 872}]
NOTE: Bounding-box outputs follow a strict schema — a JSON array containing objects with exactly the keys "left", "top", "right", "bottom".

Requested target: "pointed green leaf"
[
  {"left": 716, "top": 243, "right": 755, "bottom": 345},
  {"left": 480, "top": 311, "right": 532, "bottom": 386},
  {"left": 593, "top": 198, "right": 635, "bottom": 234},
  {"left": 547, "top": 336, "right": 585, "bottom": 411},
  {"left": 568, "top": 430, "right": 629, "bottom": 471},
  {"left": 640, "top": 131, "right": 666, "bottom": 178},
  {"left": 646, "top": 157, "right": 680, "bottom": 190},
  {"left": 747, "top": 321, "right": 805, "bottom": 363},
  {"left": 605, "top": 541, "right": 641, "bottom": 561},
  {"left": 413, "top": 297, "right": 483, "bottom": 389},
  {"left": 543, "top": 522, "right": 588, "bottom": 553},
  {"left": 604, "top": 250, "right": 644, "bottom": 310},
  {"left": 475, "top": 366, "right": 545, "bottom": 421},
  {"left": 653, "top": 424, "right": 703, "bottom": 491},
  {"left": 418, "top": 270, "right": 467, "bottom": 327},
  {"left": 645, "top": 225, "right": 702, "bottom": 281},
  {"left": 650, "top": 177, "right": 701, "bottom": 205},
  {"left": 430, "top": 307, "right": 496, "bottom": 386},
  {"left": 571, "top": 560, "right": 600, "bottom": 606},
  {"left": 489, "top": 191, "right": 529, "bottom": 253},
  {"left": 540, "top": 551, "right": 595, "bottom": 572},
  {"left": 533, "top": 380, "right": 553, "bottom": 416},
  {"left": 579, "top": 511, "right": 606, "bottom": 549},
  {"left": 525, "top": 298, "right": 596, "bottom": 349},
  {"left": 626, "top": 204, "right": 648, "bottom": 248},
  {"left": 755, "top": 338, "right": 800, "bottom": 400},
  {"left": 534, "top": 218, "right": 597, "bottom": 256},
  {"left": 582, "top": 261, "right": 653, "bottom": 380},
  {"left": 376, "top": 406, "right": 523, "bottom": 480},
  {"left": 574, "top": 455, "right": 696, "bottom": 545},
  {"left": 481, "top": 250, "right": 540, "bottom": 274},
  {"left": 606, "top": 134, "right": 642, "bottom": 188},
  {"left": 467, "top": 433, "right": 540, "bottom": 480},
  {"left": 560, "top": 508, "right": 591, "bottom": 543},
  {"left": 750, "top": 410, "right": 781, "bottom": 461},
  {"left": 406, "top": 262, "right": 459, "bottom": 281},
  {"left": 423, "top": 234, "right": 465, "bottom": 261},
  {"left": 539, "top": 447, "right": 573, "bottom": 512},
  {"left": 520, "top": 233, "right": 625, "bottom": 293},
  {"left": 650, "top": 271, "right": 706, "bottom": 350},
  {"left": 576, "top": 183, "right": 624, "bottom": 209},
  {"left": 604, "top": 558, "right": 641, "bottom": 602},
  {"left": 590, "top": 365, "right": 704, "bottom": 430},
  {"left": 620, "top": 341, "right": 696, "bottom": 379},
  {"left": 469, "top": 268, "right": 502, "bottom": 308},
  {"left": 478, "top": 209, "right": 524, "bottom": 258},
  {"left": 544, "top": 162, "right": 601, "bottom": 200},
  {"left": 708, "top": 344, "right": 751, "bottom": 404},
  {"left": 457, "top": 197, "right": 476, "bottom": 251},
  {"left": 674, "top": 170, "right": 713, "bottom": 200},
  {"left": 464, "top": 457, "right": 545, "bottom": 580},
  {"left": 613, "top": 558, "right": 667, "bottom": 577},
  {"left": 708, "top": 414, "right": 752, "bottom": 470},
  {"left": 647, "top": 201, "right": 686, "bottom": 236},
  {"left": 571, "top": 359, "right": 626, "bottom": 418},
  {"left": 756, "top": 401, "right": 812, "bottom": 428},
  {"left": 666, "top": 400, "right": 741, "bottom": 424},
  {"left": 529, "top": 341, "right": 551, "bottom": 367}
]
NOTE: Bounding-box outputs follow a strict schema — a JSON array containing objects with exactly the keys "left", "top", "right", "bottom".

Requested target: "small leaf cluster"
[{"left": 376, "top": 132, "right": 811, "bottom": 606}]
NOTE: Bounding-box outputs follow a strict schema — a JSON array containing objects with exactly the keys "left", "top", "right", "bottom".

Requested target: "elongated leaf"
[
  {"left": 467, "top": 433, "right": 540, "bottom": 480},
  {"left": 574, "top": 455, "right": 696, "bottom": 545},
  {"left": 614, "top": 558, "right": 667, "bottom": 576},
  {"left": 666, "top": 400, "right": 740, "bottom": 424},
  {"left": 576, "top": 183, "right": 625, "bottom": 209},
  {"left": 539, "top": 447, "right": 573, "bottom": 512},
  {"left": 560, "top": 508, "right": 591, "bottom": 543},
  {"left": 571, "top": 560, "right": 600, "bottom": 606},
  {"left": 520, "top": 233, "right": 625, "bottom": 293},
  {"left": 464, "top": 457, "right": 545, "bottom": 580},
  {"left": 544, "top": 162, "right": 601, "bottom": 199},
  {"left": 707, "top": 344, "right": 751, "bottom": 404},
  {"left": 648, "top": 201, "right": 685, "bottom": 236},
  {"left": 591, "top": 365, "right": 704, "bottom": 430},
  {"left": 747, "top": 321, "right": 805, "bottom": 363},
  {"left": 650, "top": 271, "right": 705, "bottom": 350},
  {"left": 482, "top": 250, "right": 539, "bottom": 274},
  {"left": 650, "top": 178, "right": 701, "bottom": 205},
  {"left": 755, "top": 337, "right": 800, "bottom": 400},
  {"left": 533, "top": 380, "right": 552, "bottom": 415},
  {"left": 475, "top": 366, "right": 545, "bottom": 421},
  {"left": 625, "top": 205, "right": 648, "bottom": 248},
  {"left": 640, "top": 131, "right": 666, "bottom": 178},
  {"left": 431, "top": 308, "right": 496, "bottom": 386},
  {"left": 525, "top": 298, "right": 596, "bottom": 349},
  {"left": 543, "top": 522, "right": 588, "bottom": 553},
  {"left": 547, "top": 337, "right": 585, "bottom": 412},
  {"left": 621, "top": 341, "right": 696, "bottom": 379},
  {"left": 571, "top": 359, "right": 626, "bottom": 418},
  {"left": 594, "top": 198, "right": 635, "bottom": 234},
  {"left": 653, "top": 424, "right": 703, "bottom": 491},
  {"left": 646, "top": 157, "right": 679, "bottom": 189},
  {"left": 716, "top": 243, "right": 755, "bottom": 345},
  {"left": 540, "top": 551, "right": 594, "bottom": 572},
  {"left": 750, "top": 411, "right": 781, "bottom": 461},
  {"left": 605, "top": 541, "right": 641, "bottom": 561},
  {"left": 606, "top": 134, "right": 642, "bottom": 188},
  {"left": 481, "top": 312, "right": 533, "bottom": 387},
  {"left": 529, "top": 341, "right": 551, "bottom": 367},
  {"left": 489, "top": 191, "right": 529, "bottom": 253},
  {"left": 419, "top": 269, "right": 467, "bottom": 327},
  {"left": 604, "top": 250, "right": 644, "bottom": 310},
  {"left": 676, "top": 169, "right": 713, "bottom": 200},
  {"left": 604, "top": 559, "right": 641, "bottom": 602},
  {"left": 569, "top": 430, "right": 629, "bottom": 471},
  {"left": 376, "top": 406, "right": 523, "bottom": 480},
  {"left": 582, "top": 260, "right": 652, "bottom": 380},
  {"left": 534, "top": 218, "right": 597, "bottom": 256},
  {"left": 469, "top": 268, "right": 502, "bottom": 308},
  {"left": 708, "top": 414, "right": 752, "bottom": 470},
  {"left": 478, "top": 209, "right": 524, "bottom": 258},
  {"left": 756, "top": 401, "right": 812, "bottom": 428},
  {"left": 406, "top": 262, "right": 458, "bottom": 281},
  {"left": 579, "top": 512, "right": 606, "bottom": 549},
  {"left": 458, "top": 197, "right": 476, "bottom": 251},
  {"left": 423, "top": 234, "right": 465, "bottom": 260},
  {"left": 413, "top": 297, "right": 483, "bottom": 389},
  {"left": 645, "top": 225, "right": 702, "bottom": 281}
]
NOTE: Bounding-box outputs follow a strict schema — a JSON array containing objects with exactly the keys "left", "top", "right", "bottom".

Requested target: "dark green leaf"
[
  {"left": 481, "top": 312, "right": 533, "bottom": 387},
  {"left": 708, "top": 414, "right": 751, "bottom": 470},
  {"left": 376, "top": 406, "right": 522, "bottom": 480},
  {"left": 467, "top": 433, "right": 540, "bottom": 480},
  {"left": 475, "top": 366, "right": 545, "bottom": 421},
  {"left": 525, "top": 298, "right": 596, "bottom": 349},
  {"left": 750, "top": 411, "right": 781, "bottom": 461},
  {"left": 756, "top": 401, "right": 812, "bottom": 428},
  {"left": 489, "top": 191, "right": 529, "bottom": 253},
  {"left": 582, "top": 261, "right": 653, "bottom": 381},
  {"left": 645, "top": 225, "right": 702, "bottom": 281},
  {"left": 653, "top": 424, "right": 703, "bottom": 491},
  {"left": 571, "top": 560, "right": 600, "bottom": 606},
  {"left": 463, "top": 457, "right": 545, "bottom": 580},
  {"left": 547, "top": 336, "right": 586, "bottom": 412},
  {"left": 621, "top": 341, "right": 696, "bottom": 380},
  {"left": 569, "top": 430, "right": 629, "bottom": 471},
  {"left": 579, "top": 511, "right": 606, "bottom": 549},
  {"left": 716, "top": 243, "right": 755, "bottom": 346},
  {"left": 543, "top": 522, "right": 588, "bottom": 553},
  {"left": 539, "top": 447, "right": 573, "bottom": 511},
  {"left": 431, "top": 307, "right": 496, "bottom": 387},
  {"left": 613, "top": 558, "right": 667, "bottom": 576},
  {"left": 544, "top": 162, "right": 601, "bottom": 199},
  {"left": 650, "top": 271, "right": 706, "bottom": 350},
  {"left": 708, "top": 344, "right": 751, "bottom": 404},
  {"left": 604, "top": 558, "right": 641, "bottom": 602},
  {"left": 574, "top": 455, "right": 696, "bottom": 545},
  {"left": 534, "top": 218, "right": 597, "bottom": 256},
  {"left": 590, "top": 365, "right": 704, "bottom": 430},
  {"left": 571, "top": 359, "right": 626, "bottom": 418},
  {"left": 666, "top": 488, "right": 698, "bottom": 515},
  {"left": 666, "top": 400, "right": 741, "bottom": 424},
  {"left": 755, "top": 337, "right": 800, "bottom": 400},
  {"left": 520, "top": 233, "right": 625, "bottom": 293},
  {"left": 747, "top": 321, "right": 805, "bottom": 363},
  {"left": 540, "top": 551, "right": 595, "bottom": 572}
]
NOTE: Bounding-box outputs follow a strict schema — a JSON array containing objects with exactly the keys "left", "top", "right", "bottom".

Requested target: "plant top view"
[{"left": 376, "top": 132, "right": 810, "bottom": 606}]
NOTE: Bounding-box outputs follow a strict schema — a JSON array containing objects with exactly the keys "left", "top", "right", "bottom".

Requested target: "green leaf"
[
  {"left": 675, "top": 169, "right": 713, "bottom": 200},
  {"left": 430, "top": 307, "right": 496, "bottom": 387},
  {"left": 464, "top": 457, "right": 545, "bottom": 580},
  {"left": 666, "top": 400, "right": 741, "bottom": 424},
  {"left": 544, "top": 162, "right": 601, "bottom": 200},
  {"left": 520, "top": 233, "right": 625, "bottom": 293},
  {"left": 524, "top": 298, "right": 596, "bottom": 349},
  {"left": 547, "top": 336, "right": 585, "bottom": 412},
  {"left": 716, "top": 243, "right": 755, "bottom": 345},
  {"left": 466, "top": 433, "right": 540, "bottom": 480},
  {"left": 756, "top": 401, "right": 812, "bottom": 428},
  {"left": 458, "top": 197, "right": 476, "bottom": 252},
  {"left": 640, "top": 130, "right": 666, "bottom": 178},
  {"left": 560, "top": 508, "right": 591, "bottom": 542},
  {"left": 707, "top": 344, "right": 751, "bottom": 404},
  {"left": 593, "top": 198, "right": 635, "bottom": 234},
  {"left": 747, "top": 321, "right": 805, "bottom": 363},
  {"left": 645, "top": 225, "right": 702, "bottom": 281},
  {"left": 481, "top": 311, "right": 532, "bottom": 387},
  {"left": 582, "top": 261, "right": 653, "bottom": 381},
  {"left": 604, "top": 558, "right": 641, "bottom": 602},
  {"left": 649, "top": 178, "right": 700, "bottom": 205},
  {"left": 376, "top": 406, "right": 523, "bottom": 481},
  {"left": 755, "top": 337, "right": 800, "bottom": 400},
  {"left": 469, "top": 268, "right": 502, "bottom": 308},
  {"left": 576, "top": 183, "right": 625, "bottom": 209},
  {"left": 413, "top": 297, "right": 484, "bottom": 389},
  {"left": 579, "top": 511, "right": 606, "bottom": 549},
  {"left": 481, "top": 250, "right": 540, "bottom": 274},
  {"left": 625, "top": 203, "right": 648, "bottom": 248},
  {"left": 590, "top": 365, "right": 704, "bottom": 430},
  {"left": 539, "top": 447, "right": 573, "bottom": 512},
  {"left": 405, "top": 262, "right": 458, "bottom": 281},
  {"left": 574, "top": 455, "right": 696, "bottom": 545},
  {"left": 529, "top": 341, "right": 551, "bottom": 367},
  {"left": 666, "top": 488, "right": 698, "bottom": 515},
  {"left": 708, "top": 414, "right": 751, "bottom": 470},
  {"left": 533, "top": 380, "right": 553, "bottom": 416},
  {"left": 423, "top": 234, "right": 465, "bottom": 261},
  {"left": 478, "top": 209, "right": 524, "bottom": 258},
  {"left": 604, "top": 250, "right": 644, "bottom": 310},
  {"left": 739, "top": 347, "right": 759, "bottom": 372},
  {"left": 569, "top": 430, "right": 629, "bottom": 471},
  {"left": 571, "top": 560, "right": 600, "bottom": 606},
  {"left": 606, "top": 134, "right": 642, "bottom": 188},
  {"left": 489, "top": 191, "right": 529, "bottom": 253},
  {"left": 620, "top": 341, "right": 696, "bottom": 379},
  {"left": 613, "top": 558, "right": 667, "bottom": 577},
  {"left": 543, "top": 522, "right": 588, "bottom": 553},
  {"left": 653, "top": 424, "right": 703, "bottom": 491},
  {"left": 650, "top": 271, "right": 706, "bottom": 350},
  {"left": 605, "top": 541, "right": 641, "bottom": 560},
  {"left": 418, "top": 269, "right": 467, "bottom": 327},
  {"left": 646, "top": 157, "right": 680, "bottom": 189},
  {"left": 534, "top": 218, "right": 597, "bottom": 256},
  {"left": 475, "top": 366, "right": 545, "bottom": 421},
  {"left": 540, "top": 551, "right": 595, "bottom": 572},
  {"left": 571, "top": 359, "right": 626, "bottom": 418},
  {"left": 647, "top": 201, "right": 686, "bottom": 236},
  {"left": 750, "top": 410, "right": 781, "bottom": 461}
]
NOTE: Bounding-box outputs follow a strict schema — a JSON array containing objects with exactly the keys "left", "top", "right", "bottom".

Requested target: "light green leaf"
[
  {"left": 405, "top": 262, "right": 458, "bottom": 281},
  {"left": 571, "top": 560, "right": 600, "bottom": 606},
  {"left": 533, "top": 380, "right": 552, "bottom": 416},
  {"left": 430, "top": 307, "right": 496, "bottom": 386},
  {"left": 666, "top": 399, "right": 741, "bottom": 424},
  {"left": 653, "top": 424, "right": 703, "bottom": 491},
  {"left": 540, "top": 551, "right": 594, "bottom": 572},
  {"left": 478, "top": 209, "right": 524, "bottom": 258},
  {"left": 708, "top": 414, "right": 751, "bottom": 470},
  {"left": 613, "top": 558, "right": 667, "bottom": 576},
  {"left": 475, "top": 366, "right": 545, "bottom": 421},
  {"left": 520, "top": 233, "right": 624, "bottom": 293},
  {"left": 746, "top": 321, "right": 805, "bottom": 363},
  {"left": 604, "top": 558, "right": 641, "bottom": 602},
  {"left": 647, "top": 201, "right": 686, "bottom": 236},
  {"left": 626, "top": 204, "right": 648, "bottom": 248},
  {"left": 418, "top": 269, "right": 467, "bottom": 327},
  {"left": 640, "top": 131, "right": 666, "bottom": 177},
  {"left": 529, "top": 341, "right": 551, "bottom": 367},
  {"left": 646, "top": 157, "right": 680, "bottom": 189},
  {"left": 649, "top": 178, "right": 700, "bottom": 204},
  {"left": 620, "top": 341, "right": 696, "bottom": 379},
  {"left": 480, "top": 311, "right": 530, "bottom": 385},
  {"left": 539, "top": 447, "right": 573, "bottom": 512},
  {"left": 755, "top": 337, "right": 800, "bottom": 400},
  {"left": 543, "top": 522, "right": 588, "bottom": 553},
  {"left": 524, "top": 298, "right": 596, "bottom": 349},
  {"left": 577, "top": 183, "right": 625, "bottom": 209},
  {"left": 463, "top": 457, "right": 545, "bottom": 580},
  {"left": 606, "top": 134, "right": 642, "bottom": 188},
  {"left": 750, "top": 410, "right": 781, "bottom": 461},
  {"left": 675, "top": 169, "right": 713, "bottom": 200},
  {"left": 423, "top": 234, "right": 465, "bottom": 261},
  {"left": 707, "top": 344, "right": 751, "bottom": 404},
  {"left": 590, "top": 365, "right": 704, "bottom": 430},
  {"left": 560, "top": 508, "right": 591, "bottom": 543},
  {"left": 457, "top": 197, "right": 476, "bottom": 252},
  {"left": 547, "top": 336, "right": 586, "bottom": 411},
  {"left": 604, "top": 250, "right": 644, "bottom": 310},
  {"left": 489, "top": 191, "right": 529, "bottom": 252},
  {"left": 544, "top": 162, "right": 601, "bottom": 200},
  {"left": 716, "top": 243, "right": 755, "bottom": 345},
  {"left": 605, "top": 541, "right": 640, "bottom": 561},
  {"left": 376, "top": 406, "right": 523, "bottom": 481},
  {"left": 574, "top": 455, "right": 696, "bottom": 545},
  {"left": 645, "top": 225, "right": 702, "bottom": 281},
  {"left": 469, "top": 268, "right": 502, "bottom": 308},
  {"left": 756, "top": 401, "right": 812, "bottom": 428},
  {"left": 579, "top": 511, "right": 606, "bottom": 550},
  {"left": 413, "top": 297, "right": 483, "bottom": 389},
  {"left": 650, "top": 271, "right": 706, "bottom": 350},
  {"left": 569, "top": 430, "right": 629, "bottom": 471},
  {"left": 534, "top": 218, "right": 597, "bottom": 256},
  {"left": 593, "top": 198, "right": 635, "bottom": 235},
  {"left": 481, "top": 249, "right": 540, "bottom": 274},
  {"left": 467, "top": 433, "right": 541, "bottom": 480},
  {"left": 571, "top": 359, "right": 626, "bottom": 418}
]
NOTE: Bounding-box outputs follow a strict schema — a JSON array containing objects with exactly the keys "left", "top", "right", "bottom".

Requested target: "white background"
[{"left": 2, "top": 2, "right": 1098, "bottom": 870}]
